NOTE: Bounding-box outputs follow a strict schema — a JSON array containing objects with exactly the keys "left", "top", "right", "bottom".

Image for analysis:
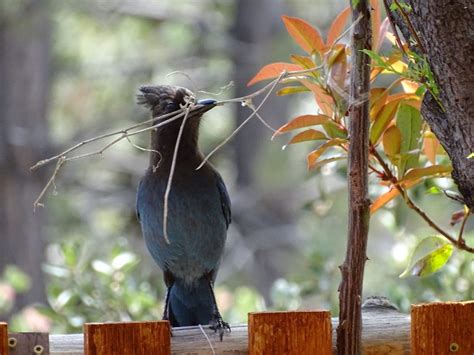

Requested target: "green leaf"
[
  {"left": 277, "top": 86, "right": 310, "bottom": 96},
  {"left": 396, "top": 103, "right": 421, "bottom": 177},
  {"left": 400, "top": 236, "right": 453, "bottom": 278},
  {"left": 468, "top": 152, "right": 474, "bottom": 159},
  {"left": 4, "top": 265, "right": 31, "bottom": 293}
]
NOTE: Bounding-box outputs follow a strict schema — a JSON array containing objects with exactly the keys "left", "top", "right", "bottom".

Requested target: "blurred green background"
[{"left": 0, "top": 0, "right": 472, "bottom": 333}]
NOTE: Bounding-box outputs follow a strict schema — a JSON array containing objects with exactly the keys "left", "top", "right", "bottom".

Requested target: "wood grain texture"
[
  {"left": 411, "top": 301, "right": 474, "bottom": 355},
  {"left": 49, "top": 309, "right": 411, "bottom": 354},
  {"left": 248, "top": 311, "right": 332, "bottom": 355},
  {"left": 84, "top": 321, "right": 170, "bottom": 355},
  {"left": 0, "top": 323, "right": 7, "bottom": 355}
]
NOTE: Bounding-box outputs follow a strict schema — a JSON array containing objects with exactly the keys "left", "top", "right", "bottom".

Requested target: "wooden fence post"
[
  {"left": 411, "top": 301, "right": 474, "bottom": 355},
  {"left": 0, "top": 323, "right": 7, "bottom": 355},
  {"left": 84, "top": 321, "right": 170, "bottom": 355},
  {"left": 248, "top": 311, "right": 332, "bottom": 355}
]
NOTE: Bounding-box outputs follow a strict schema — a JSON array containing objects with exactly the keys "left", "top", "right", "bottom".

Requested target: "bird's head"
[{"left": 137, "top": 85, "right": 216, "bottom": 120}]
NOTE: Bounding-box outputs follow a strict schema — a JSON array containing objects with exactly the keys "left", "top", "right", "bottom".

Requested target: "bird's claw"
[{"left": 209, "top": 316, "right": 231, "bottom": 341}]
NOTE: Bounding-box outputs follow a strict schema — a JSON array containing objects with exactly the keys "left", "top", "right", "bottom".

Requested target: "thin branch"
[
  {"left": 163, "top": 101, "right": 193, "bottom": 244},
  {"left": 196, "top": 71, "right": 286, "bottom": 170},
  {"left": 370, "top": 146, "right": 474, "bottom": 253},
  {"left": 198, "top": 324, "right": 216, "bottom": 355},
  {"left": 33, "top": 157, "right": 66, "bottom": 211},
  {"left": 457, "top": 208, "right": 471, "bottom": 244}
]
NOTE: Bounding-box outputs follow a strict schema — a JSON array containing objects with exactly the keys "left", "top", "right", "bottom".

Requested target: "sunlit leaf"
[
  {"left": 327, "top": 7, "right": 351, "bottom": 45},
  {"left": 277, "top": 86, "right": 310, "bottom": 96},
  {"left": 383, "top": 125, "right": 401, "bottom": 159},
  {"left": 309, "top": 156, "right": 346, "bottom": 170},
  {"left": 326, "top": 44, "right": 346, "bottom": 67},
  {"left": 401, "top": 79, "right": 419, "bottom": 94},
  {"left": 307, "top": 138, "right": 347, "bottom": 169},
  {"left": 247, "top": 62, "right": 303, "bottom": 86},
  {"left": 290, "top": 54, "right": 316, "bottom": 69},
  {"left": 399, "top": 236, "right": 453, "bottom": 278},
  {"left": 282, "top": 15, "right": 325, "bottom": 55},
  {"left": 285, "top": 129, "right": 328, "bottom": 146},
  {"left": 375, "top": 18, "right": 390, "bottom": 52},
  {"left": 398, "top": 165, "right": 452, "bottom": 183},
  {"left": 371, "top": 0, "right": 381, "bottom": 50},
  {"left": 370, "top": 88, "right": 389, "bottom": 121},
  {"left": 92, "top": 260, "right": 113, "bottom": 275},
  {"left": 397, "top": 103, "right": 422, "bottom": 177},
  {"left": 370, "top": 178, "right": 421, "bottom": 214},
  {"left": 273, "top": 114, "right": 331, "bottom": 137},
  {"left": 468, "top": 152, "right": 474, "bottom": 159},
  {"left": 370, "top": 99, "right": 400, "bottom": 144},
  {"left": 301, "top": 80, "right": 335, "bottom": 116},
  {"left": 112, "top": 252, "right": 138, "bottom": 271}
]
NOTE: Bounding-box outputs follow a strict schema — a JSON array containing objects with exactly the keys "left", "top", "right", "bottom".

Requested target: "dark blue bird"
[{"left": 135, "top": 85, "right": 231, "bottom": 338}]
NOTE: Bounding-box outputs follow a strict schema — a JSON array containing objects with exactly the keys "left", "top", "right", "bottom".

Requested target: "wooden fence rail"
[{"left": 1, "top": 300, "right": 473, "bottom": 354}]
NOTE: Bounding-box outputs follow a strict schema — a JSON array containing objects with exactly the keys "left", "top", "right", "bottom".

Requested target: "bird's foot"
[{"left": 209, "top": 315, "right": 231, "bottom": 341}]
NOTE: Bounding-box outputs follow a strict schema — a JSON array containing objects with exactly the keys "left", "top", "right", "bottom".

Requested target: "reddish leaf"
[
  {"left": 307, "top": 138, "right": 347, "bottom": 169},
  {"left": 327, "top": 7, "right": 351, "bottom": 46},
  {"left": 371, "top": 0, "right": 381, "bottom": 50},
  {"left": 423, "top": 132, "right": 440, "bottom": 164},
  {"left": 370, "top": 88, "right": 389, "bottom": 121},
  {"left": 371, "top": 179, "right": 421, "bottom": 214},
  {"left": 282, "top": 15, "right": 325, "bottom": 55},
  {"left": 450, "top": 210, "right": 466, "bottom": 226},
  {"left": 273, "top": 114, "right": 331, "bottom": 138},
  {"left": 301, "top": 80, "right": 335, "bottom": 116},
  {"left": 383, "top": 125, "right": 402, "bottom": 158},
  {"left": 248, "top": 62, "right": 303, "bottom": 86},
  {"left": 398, "top": 165, "right": 452, "bottom": 184},
  {"left": 309, "top": 156, "right": 345, "bottom": 170},
  {"left": 285, "top": 129, "right": 328, "bottom": 146}
]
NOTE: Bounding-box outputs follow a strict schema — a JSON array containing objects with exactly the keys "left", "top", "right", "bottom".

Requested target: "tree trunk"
[
  {"left": 0, "top": 0, "right": 51, "bottom": 315},
  {"left": 337, "top": 1, "right": 372, "bottom": 354},
  {"left": 407, "top": 0, "right": 474, "bottom": 209}
]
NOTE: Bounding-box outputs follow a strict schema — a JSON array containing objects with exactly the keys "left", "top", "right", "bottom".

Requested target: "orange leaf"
[
  {"left": 386, "top": 93, "right": 420, "bottom": 104},
  {"left": 423, "top": 133, "right": 440, "bottom": 164},
  {"left": 307, "top": 138, "right": 347, "bottom": 169},
  {"left": 273, "top": 114, "right": 331, "bottom": 138},
  {"left": 327, "top": 7, "right": 351, "bottom": 46},
  {"left": 371, "top": 0, "right": 381, "bottom": 50},
  {"left": 383, "top": 125, "right": 402, "bottom": 157},
  {"left": 248, "top": 62, "right": 303, "bottom": 86},
  {"left": 285, "top": 129, "right": 328, "bottom": 146},
  {"left": 301, "top": 80, "right": 335, "bottom": 116},
  {"left": 371, "top": 179, "right": 421, "bottom": 214},
  {"left": 309, "top": 156, "right": 345, "bottom": 170},
  {"left": 370, "top": 99, "right": 401, "bottom": 144},
  {"left": 401, "top": 79, "right": 419, "bottom": 94},
  {"left": 370, "top": 88, "right": 389, "bottom": 121},
  {"left": 399, "top": 165, "right": 452, "bottom": 184},
  {"left": 282, "top": 15, "right": 325, "bottom": 55}
]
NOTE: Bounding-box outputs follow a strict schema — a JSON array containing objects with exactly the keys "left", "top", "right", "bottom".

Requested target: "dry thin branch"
[
  {"left": 162, "top": 101, "right": 193, "bottom": 244},
  {"left": 196, "top": 71, "right": 286, "bottom": 170},
  {"left": 33, "top": 156, "right": 66, "bottom": 211}
]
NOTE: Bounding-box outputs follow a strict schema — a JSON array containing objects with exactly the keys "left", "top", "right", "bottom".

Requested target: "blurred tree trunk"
[
  {"left": 389, "top": 0, "right": 474, "bottom": 210},
  {"left": 230, "top": 0, "right": 295, "bottom": 304},
  {"left": 0, "top": 0, "right": 51, "bottom": 315}
]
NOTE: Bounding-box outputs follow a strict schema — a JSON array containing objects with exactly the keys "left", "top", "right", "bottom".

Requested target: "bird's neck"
[{"left": 149, "top": 119, "right": 201, "bottom": 170}]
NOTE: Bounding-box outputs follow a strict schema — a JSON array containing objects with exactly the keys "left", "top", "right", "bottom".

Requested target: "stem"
[{"left": 337, "top": 2, "right": 372, "bottom": 354}]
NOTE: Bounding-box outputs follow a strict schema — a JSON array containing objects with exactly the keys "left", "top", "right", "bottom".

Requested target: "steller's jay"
[{"left": 135, "top": 85, "right": 231, "bottom": 339}]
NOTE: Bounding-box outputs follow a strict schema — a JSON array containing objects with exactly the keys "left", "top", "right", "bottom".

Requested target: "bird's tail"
[{"left": 168, "top": 278, "right": 215, "bottom": 327}]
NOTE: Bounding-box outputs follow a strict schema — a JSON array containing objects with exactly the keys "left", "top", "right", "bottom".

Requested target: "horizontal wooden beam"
[{"left": 49, "top": 303, "right": 410, "bottom": 354}]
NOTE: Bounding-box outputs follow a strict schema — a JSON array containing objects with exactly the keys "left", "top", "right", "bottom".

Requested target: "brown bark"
[
  {"left": 0, "top": 0, "right": 51, "bottom": 314},
  {"left": 337, "top": 1, "right": 372, "bottom": 354},
  {"left": 395, "top": 1, "right": 474, "bottom": 209}
]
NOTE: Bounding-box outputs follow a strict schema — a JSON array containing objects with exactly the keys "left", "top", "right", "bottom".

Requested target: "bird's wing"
[{"left": 215, "top": 172, "right": 231, "bottom": 229}]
